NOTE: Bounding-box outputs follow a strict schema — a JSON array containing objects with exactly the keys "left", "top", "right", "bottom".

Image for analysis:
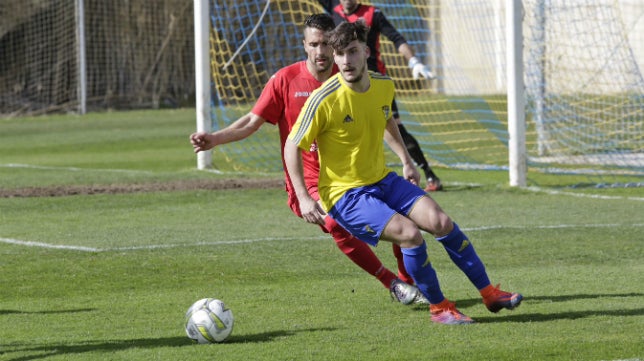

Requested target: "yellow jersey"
[{"left": 289, "top": 71, "right": 395, "bottom": 210}]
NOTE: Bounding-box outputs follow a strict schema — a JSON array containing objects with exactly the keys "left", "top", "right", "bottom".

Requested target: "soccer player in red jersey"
[
  {"left": 318, "top": 0, "right": 443, "bottom": 192},
  {"left": 190, "top": 14, "right": 426, "bottom": 305}
]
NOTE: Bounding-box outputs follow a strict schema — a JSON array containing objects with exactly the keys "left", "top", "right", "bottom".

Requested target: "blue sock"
[
  {"left": 436, "top": 223, "right": 490, "bottom": 290},
  {"left": 401, "top": 241, "right": 445, "bottom": 304}
]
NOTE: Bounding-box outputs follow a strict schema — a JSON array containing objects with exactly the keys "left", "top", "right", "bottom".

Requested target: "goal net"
[
  {"left": 0, "top": 0, "right": 194, "bottom": 116},
  {"left": 523, "top": 0, "right": 644, "bottom": 186},
  {"left": 206, "top": 0, "right": 643, "bottom": 187},
  {"left": 0, "top": 0, "right": 78, "bottom": 115}
]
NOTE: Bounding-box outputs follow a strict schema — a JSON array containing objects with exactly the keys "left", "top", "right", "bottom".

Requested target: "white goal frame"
[
  {"left": 507, "top": 0, "right": 527, "bottom": 187},
  {"left": 193, "top": 0, "right": 529, "bottom": 186},
  {"left": 194, "top": 0, "right": 212, "bottom": 170}
]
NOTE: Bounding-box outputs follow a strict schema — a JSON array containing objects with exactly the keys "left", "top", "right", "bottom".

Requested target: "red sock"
[
  {"left": 325, "top": 216, "right": 397, "bottom": 288},
  {"left": 392, "top": 243, "right": 414, "bottom": 284}
]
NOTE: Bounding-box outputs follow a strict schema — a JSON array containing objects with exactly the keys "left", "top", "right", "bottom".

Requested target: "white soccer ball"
[{"left": 184, "top": 298, "right": 234, "bottom": 343}]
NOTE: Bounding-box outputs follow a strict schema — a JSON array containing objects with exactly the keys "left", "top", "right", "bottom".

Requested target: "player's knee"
[
  {"left": 431, "top": 214, "right": 453, "bottom": 237},
  {"left": 411, "top": 197, "right": 453, "bottom": 236},
  {"left": 383, "top": 217, "right": 423, "bottom": 246},
  {"left": 398, "top": 232, "right": 424, "bottom": 248}
]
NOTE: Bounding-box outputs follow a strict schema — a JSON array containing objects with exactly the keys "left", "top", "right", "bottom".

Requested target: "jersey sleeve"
[
  {"left": 316, "top": 0, "right": 337, "bottom": 14},
  {"left": 251, "top": 73, "right": 284, "bottom": 125},
  {"left": 374, "top": 9, "right": 407, "bottom": 49},
  {"left": 288, "top": 92, "right": 323, "bottom": 151}
]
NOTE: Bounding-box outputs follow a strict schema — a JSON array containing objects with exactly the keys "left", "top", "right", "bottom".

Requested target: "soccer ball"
[{"left": 184, "top": 298, "right": 234, "bottom": 343}]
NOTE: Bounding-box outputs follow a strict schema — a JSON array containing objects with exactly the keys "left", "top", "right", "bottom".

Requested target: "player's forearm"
[
  {"left": 384, "top": 121, "right": 415, "bottom": 167},
  {"left": 397, "top": 43, "right": 415, "bottom": 62},
  {"left": 283, "top": 140, "right": 309, "bottom": 201},
  {"left": 284, "top": 139, "right": 326, "bottom": 225},
  {"left": 212, "top": 113, "right": 263, "bottom": 145},
  {"left": 211, "top": 127, "right": 254, "bottom": 145}
]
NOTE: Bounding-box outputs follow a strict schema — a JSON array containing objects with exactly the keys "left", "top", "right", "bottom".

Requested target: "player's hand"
[
  {"left": 409, "top": 56, "right": 436, "bottom": 80},
  {"left": 190, "top": 132, "right": 215, "bottom": 153},
  {"left": 299, "top": 196, "right": 326, "bottom": 226},
  {"left": 402, "top": 162, "right": 420, "bottom": 186}
]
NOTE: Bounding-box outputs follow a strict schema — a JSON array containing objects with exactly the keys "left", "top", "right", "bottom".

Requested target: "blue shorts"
[{"left": 328, "top": 172, "right": 426, "bottom": 246}]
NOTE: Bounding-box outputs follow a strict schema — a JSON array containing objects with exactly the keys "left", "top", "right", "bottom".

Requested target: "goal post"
[
  {"left": 194, "top": 0, "right": 212, "bottom": 170},
  {"left": 507, "top": 0, "right": 527, "bottom": 187},
  {"left": 74, "top": 0, "right": 87, "bottom": 115}
]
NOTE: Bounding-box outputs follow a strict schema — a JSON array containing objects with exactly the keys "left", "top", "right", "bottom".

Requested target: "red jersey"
[{"left": 251, "top": 61, "right": 337, "bottom": 216}]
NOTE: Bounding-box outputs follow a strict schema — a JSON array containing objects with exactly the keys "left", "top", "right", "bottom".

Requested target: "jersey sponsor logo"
[
  {"left": 294, "top": 91, "right": 311, "bottom": 98},
  {"left": 343, "top": 114, "right": 354, "bottom": 123}
]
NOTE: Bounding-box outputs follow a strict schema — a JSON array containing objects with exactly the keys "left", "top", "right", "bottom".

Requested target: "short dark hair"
[
  {"left": 303, "top": 13, "right": 335, "bottom": 32},
  {"left": 329, "top": 20, "right": 368, "bottom": 51}
]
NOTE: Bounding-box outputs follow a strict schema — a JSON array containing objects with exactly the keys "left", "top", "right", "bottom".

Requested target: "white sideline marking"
[
  {"left": 1, "top": 163, "right": 154, "bottom": 174},
  {"left": 525, "top": 186, "right": 644, "bottom": 201},
  {"left": 1, "top": 163, "right": 281, "bottom": 177},
  {"left": 462, "top": 224, "right": 644, "bottom": 232},
  {"left": 201, "top": 168, "right": 278, "bottom": 176},
  {"left": 0, "top": 237, "right": 101, "bottom": 252},
  {"left": 2, "top": 223, "right": 642, "bottom": 253},
  {"left": 107, "top": 236, "right": 328, "bottom": 251},
  {"left": 0, "top": 236, "right": 327, "bottom": 253}
]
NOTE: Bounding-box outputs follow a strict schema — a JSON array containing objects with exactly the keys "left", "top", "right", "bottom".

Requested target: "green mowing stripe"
[
  {"left": 1, "top": 109, "right": 643, "bottom": 360},
  {"left": 3, "top": 223, "right": 642, "bottom": 252}
]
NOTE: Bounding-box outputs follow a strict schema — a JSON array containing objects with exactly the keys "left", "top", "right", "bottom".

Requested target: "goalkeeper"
[
  {"left": 318, "top": 0, "right": 443, "bottom": 192},
  {"left": 190, "top": 14, "right": 426, "bottom": 305}
]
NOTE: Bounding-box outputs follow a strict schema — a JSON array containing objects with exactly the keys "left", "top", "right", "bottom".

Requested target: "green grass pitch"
[{"left": 0, "top": 109, "right": 642, "bottom": 360}]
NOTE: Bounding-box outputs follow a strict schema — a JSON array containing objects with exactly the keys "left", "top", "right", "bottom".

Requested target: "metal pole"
[
  {"left": 507, "top": 0, "right": 527, "bottom": 187},
  {"left": 75, "top": 0, "right": 87, "bottom": 114},
  {"left": 194, "top": 0, "right": 212, "bottom": 169}
]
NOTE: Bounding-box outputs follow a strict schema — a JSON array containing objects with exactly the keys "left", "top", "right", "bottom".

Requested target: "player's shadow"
[
  {"left": 448, "top": 292, "right": 644, "bottom": 323},
  {"left": 1, "top": 327, "right": 337, "bottom": 361},
  {"left": 455, "top": 292, "right": 643, "bottom": 308},
  {"left": 226, "top": 327, "right": 336, "bottom": 343},
  {"left": 0, "top": 337, "right": 190, "bottom": 361},
  {"left": 440, "top": 183, "right": 484, "bottom": 192},
  {"left": 473, "top": 307, "right": 644, "bottom": 323}
]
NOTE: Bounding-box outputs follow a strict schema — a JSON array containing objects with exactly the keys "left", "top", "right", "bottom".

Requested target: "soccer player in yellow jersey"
[{"left": 285, "top": 21, "right": 523, "bottom": 324}]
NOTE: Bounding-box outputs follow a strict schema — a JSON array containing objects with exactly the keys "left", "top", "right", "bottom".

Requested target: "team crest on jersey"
[{"left": 381, "top": 105, "right": 391, "bottom": 119}]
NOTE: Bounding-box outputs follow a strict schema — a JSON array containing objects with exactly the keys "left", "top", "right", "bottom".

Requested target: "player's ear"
[{"left": 364, "top": 44, "right": 370, "bottom": 57}]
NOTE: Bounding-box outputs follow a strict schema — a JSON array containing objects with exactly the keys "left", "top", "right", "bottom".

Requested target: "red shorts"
[{"left": 286, "top": 182, "right": 330, "bottom": 234}]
